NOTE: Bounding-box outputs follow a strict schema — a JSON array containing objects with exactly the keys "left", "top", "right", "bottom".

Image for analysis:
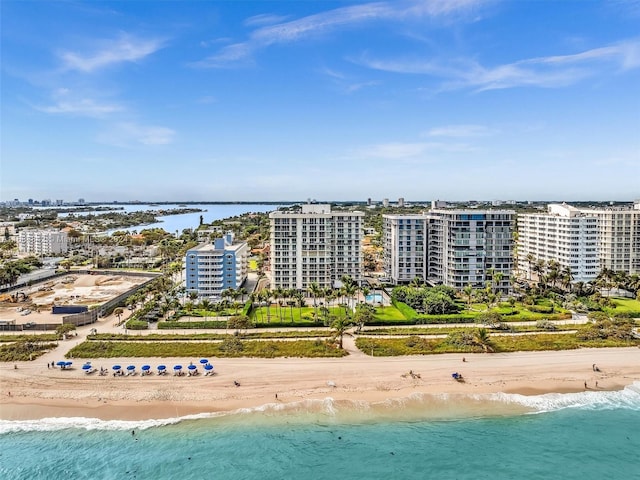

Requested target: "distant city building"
[
  {"left": 517, "top": 202, "right": 640, "bottom": 282},
  {"left": 398, "top": 197, "right": 405, "bottom": 207},
  {"left": 56, "top": 199, "right": 64, "bottom": 206},
  {"left": 269, "top": 204, "right": 364, "bottom": 290},
  {"left": 367, "top": 198, "right": 372, "bottom": 206},
  {"left": 382, "top": 198, "right": 389, "bottom": 208},
  {"left": 431, "top": 200, "right": 447, "bottom": 209},
  {"left": 78, "top": 198, "right": 85, "bottom": 204},
  {"left": 185, "top": 232, "right": 249, "bottom": 300},
  {"left": 383, "top": 209, "right": 515, "bottom": 293},
  {"left": 18, "top": 229, "right": 68, "bottom": 255}
]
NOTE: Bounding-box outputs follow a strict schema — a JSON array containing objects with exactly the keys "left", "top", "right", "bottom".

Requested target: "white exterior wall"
[
  {"left": 17, "top": 230, "right": 68, "bottom": 255},
  {"left": 270, "top": 205, "right": 364, "bottom": 289},
  {"left": 382, "top": 215, "right": 426, "bottom": 284},
  {"left": 517, "top": 207, "right": 599, "bottom": 283},
  {"left": 517, "top": 202, "right": 640, "bottom": 281}
]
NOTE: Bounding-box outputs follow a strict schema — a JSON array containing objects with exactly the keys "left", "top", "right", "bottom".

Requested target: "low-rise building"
[{"left": 185, "top": 232, "right": 249, "bottom": 300}]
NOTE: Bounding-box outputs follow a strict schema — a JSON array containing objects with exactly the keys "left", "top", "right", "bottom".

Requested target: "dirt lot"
[{"left": 0, "top": 274, "right": 148, "bottom": 327}]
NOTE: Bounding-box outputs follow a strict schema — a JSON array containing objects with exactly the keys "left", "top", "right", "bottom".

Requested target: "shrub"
[{"left": 125, "top": 319, "right": 148, "bottom": 330}]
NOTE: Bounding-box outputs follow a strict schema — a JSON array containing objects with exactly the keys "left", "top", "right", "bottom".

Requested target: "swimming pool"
[{"left": 365, "top": 294, "right": 384, "bottom": 303}]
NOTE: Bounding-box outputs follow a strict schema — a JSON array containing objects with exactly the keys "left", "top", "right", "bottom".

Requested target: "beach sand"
[{"left": 1, "top": 346, "right": 638, "bottom": 421}]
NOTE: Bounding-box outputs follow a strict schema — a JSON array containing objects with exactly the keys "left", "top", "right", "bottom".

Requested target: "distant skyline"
[{"left": 2, "top": 0, "right": 639, "bottom": 202}]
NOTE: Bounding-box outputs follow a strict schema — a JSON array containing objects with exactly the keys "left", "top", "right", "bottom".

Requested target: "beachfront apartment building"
[
  {"left": 17, "top": 229, "right": 68, "bottom": 255},
  {"left": 269, "top": 204, "right": 364, "bottom": 290},
  {"left": 517, "top": 202, "right": 640, "bottom": 282},
  {"left": 185, "top": 232, "right": 249, "bottom": 300},
  {"left": 382, "top": 210, "right": 515, "bottom": 293},
  {"left": 382, "top": 215, "right": 426, "bottom": 284},
  {"left": 517, "top": 204, "right": 599, "bottom": 283},
  {"left": 578, "top": 202, "right": 640, "bottom": 275},
  {"left": 426, "top": 209, "right": 515, "bottom": 293}
]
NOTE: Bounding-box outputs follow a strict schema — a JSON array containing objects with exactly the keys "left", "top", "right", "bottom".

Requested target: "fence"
[{"left": 62, "top": 275, "right": 160, "bottom": 327}]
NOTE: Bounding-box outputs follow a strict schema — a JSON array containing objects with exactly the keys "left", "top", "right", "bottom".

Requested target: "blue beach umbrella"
[
  {"left": 141, "top": 365, "right": 151, "bottom": 371},
  {"left": 82, "top": 364, "right": 92, "bottom": 370},
  {"left": 65, "top": 362, "right": 73, "bottom": 368},
  {"left": 157, "top": 365, "right": 166, "bottom": 371},
  {"left": 112, "top": 365, "right": 122, "bottom": 371},
  {"left": 204, "top": 364, "right": 213, "bottom": 371},
  {"left": 199, "top": 359, "right": 209, "bottom": 364},
  {"left": 173, "top": 365, "right": 182, "bottom": 371},
  {"left": 188, "top": 364, "right": 196, "bottom": 370},
  {"left": 127, "top": 365, "right": 136, "bottom": 371},
  {"left": 56, "top": 361, "right": 66, "bottom": 367}
]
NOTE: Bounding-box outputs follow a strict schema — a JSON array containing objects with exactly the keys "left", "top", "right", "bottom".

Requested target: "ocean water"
[{"left": 1, "top": 383, "right": 639, "bottom": 480}]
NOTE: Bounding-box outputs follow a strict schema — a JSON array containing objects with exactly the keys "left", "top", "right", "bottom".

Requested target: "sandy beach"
[{"left": 2, "top": 345, "right": 638, "bottom": 421}]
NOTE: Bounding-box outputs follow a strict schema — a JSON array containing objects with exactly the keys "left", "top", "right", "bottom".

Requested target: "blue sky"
[{"left": 1, "top": 0, "right": 639, "bottom": 203}]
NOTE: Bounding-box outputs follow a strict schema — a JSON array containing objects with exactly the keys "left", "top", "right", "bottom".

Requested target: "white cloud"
[
  {"left": 34, "top": 89, "right": 124, "bottom": 117},
  {"left": 243, "top": 13, "right": 291, "bottom": 27},
  {"left": 353, "top": 140, "right": 477, "bottom": 160},
  {"left": 97, "top": 122, "right": 175, "bottom": 147},
  {"left": 59, "top": 34, "right": 164, "bottom": 72},
  {"left": 359, "top": 38, "right": 640, "bottom": 91},
  {"left": 427, "top": 124, "right": 496, "bottom": 137},
  {"left": 196, "top": 0, "right": 487, "bottom": 67}
]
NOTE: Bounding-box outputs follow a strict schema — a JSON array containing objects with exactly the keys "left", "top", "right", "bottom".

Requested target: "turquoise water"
[
  {"left": 366, "top": 294, "right": 384, "bottom": 303},
  {"left": 2, "top": 384, "right": 639, "bottom": 479}
]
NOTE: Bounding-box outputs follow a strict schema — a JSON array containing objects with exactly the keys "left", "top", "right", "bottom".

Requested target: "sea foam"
[{"left": 2, "top": 382, "right": 639, "bottom": 434}]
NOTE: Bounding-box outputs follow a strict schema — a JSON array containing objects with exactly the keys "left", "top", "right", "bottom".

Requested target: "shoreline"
[{"left": 1, "top": 347, "right": 638, "bottom": 422}]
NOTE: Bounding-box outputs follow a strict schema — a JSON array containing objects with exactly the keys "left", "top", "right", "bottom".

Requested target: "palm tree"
[
  {"left": 463, "top": 284, "right": 474, "bottom": 309},
  {"left": 474, "top": 328, "right": 494, "bottom": 352},
  {"left": 331, "top": 316, "right": 352, "bottom": 349},
  {"left": 308, "top": 282, "right": 322, "bottom": 319},
  {"left": 113, "top": 307, "right": 124, "bottom": 324},
  {"left": 200, "top": 299, "right": 213, "bottom": 321},
  {"left": 294, "top": 290, "right": 305, "bottom": 320},
  {"left": 526, "top": 253, "right": 536, "bottom": 281}
]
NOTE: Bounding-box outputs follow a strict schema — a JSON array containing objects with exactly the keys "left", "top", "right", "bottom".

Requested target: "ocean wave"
[
  {"left": 2, "top": 382, "right": 639, "bottom": 433},
  {"left": 491, "top": 381, "right": 640, "bottom": 413}
]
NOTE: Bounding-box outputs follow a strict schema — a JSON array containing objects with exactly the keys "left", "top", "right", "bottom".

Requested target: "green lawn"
[
  {"left": 373, "top": 306, "right": 407, "bottom": 322},
  {"left": 250, "top": 305, "right": 351, "bottom": 324},
  {"left": 605, "top": 297, "right": 640, "bottom": 316}
]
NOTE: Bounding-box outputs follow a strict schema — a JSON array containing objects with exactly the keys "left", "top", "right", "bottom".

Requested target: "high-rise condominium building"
[
  {"left": 269, "top": 204, "right": 364, "bottom": 290},
  {"left": 517, "top": 204, "right": 599, "bottom": 283},
  {"left": 382, "top": 215, "right": 426, "bottom": 284},
  {"left": 517, "top": 202, "right": 640, "bottom": 282},
  {"left": 427, "top": 209, "right": 514, "bottom": 293},
  {"left": 185, "top": 233, "right": 249, "bottom": 300},
  {"left": 18, "top": 229, "right": 68, "bottom": 255},
  {"left": 382, "top": 210, "right": 515, "bottom": 293}
]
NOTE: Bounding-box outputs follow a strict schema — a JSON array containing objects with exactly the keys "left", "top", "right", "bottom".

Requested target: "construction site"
[{"left": 0, "top": 274, "right": 149, "bottom": 330}]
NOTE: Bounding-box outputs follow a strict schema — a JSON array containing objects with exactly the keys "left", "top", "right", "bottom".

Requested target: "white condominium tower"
[
  {"left": 578, "top": 202, "right": 640, "bottom": 275},
  {"left": 517, "top": 202, "right": 640, "bottom": 282},
  {"left": 382, "top": 210, "right": 515, "bottom": 293},
  {"left": 382, "top": 215, "right": 426, "bottom": 284},
  {"left": 17, "top": 229, "right": 68, "bottom": 255},
  {"left": 517, "top": 204, "right": 599, "bottom": 283},
  {"left": 269, "top": 204, "right": 364, "bottom": 290}
]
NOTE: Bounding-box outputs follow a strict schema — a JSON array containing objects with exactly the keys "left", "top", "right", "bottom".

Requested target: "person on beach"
[
  {"left": 584, "top": 381, "right": 587, "bottom": 389},
  {"left": 462, "top": 357, "right": 466, "bottom": 362}
]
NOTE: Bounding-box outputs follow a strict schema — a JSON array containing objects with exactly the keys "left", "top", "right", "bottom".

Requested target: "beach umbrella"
[
  {"left": 65, "top": 362, "right": 73, "bottom": 368},
  {"left": 82, "top": 364, "right": 92, "bottom": 370},
  {"left": 112, "top": 365, "right": 122, "bottom": 371},
  {"left": 173, "top": 365, "right": 182, "bottom": 370},
  {"left": 188, "top": 365, "right": 197, "bottom": 370},
  {"left": 204, "top": 364, "right": 213, "bottom": 371},
  {"left": 141, "top": 365, "right": 151, "bottom": 371},
  {"left": 199, "top": 359, "right": 209, "bottom": 364},
  {"left": 56, "top": 361, "right": 66, "bottom": 367},
  {"left": 157, "top": 365, "right": 166, "bottom": 371},
  {"left": 127, "top": 365, "right": 136, "bottom": 371}
]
